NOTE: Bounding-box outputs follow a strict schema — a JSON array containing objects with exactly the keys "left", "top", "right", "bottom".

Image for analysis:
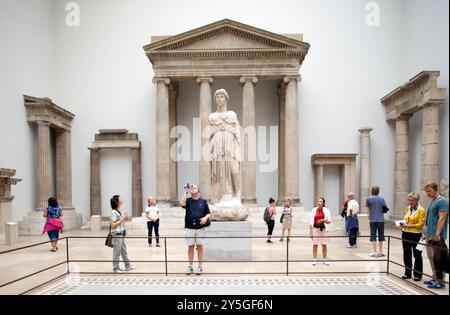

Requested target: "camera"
[{"left": 185, "top": 182, "right": 191, "bottom": 189}]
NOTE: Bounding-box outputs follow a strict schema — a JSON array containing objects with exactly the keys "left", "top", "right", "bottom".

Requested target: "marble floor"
[{"left": 0, "top": 227, "right": 448, "bottom": 295}]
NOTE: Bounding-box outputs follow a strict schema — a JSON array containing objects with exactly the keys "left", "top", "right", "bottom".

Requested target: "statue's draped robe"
[{"left": 208, "top": 111, "right": 241, "bottom": 203}]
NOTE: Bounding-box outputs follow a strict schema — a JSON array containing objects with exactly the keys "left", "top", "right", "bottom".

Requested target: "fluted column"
[
  {"left": 240, "top": 76, "right": 258, "bottom": 205},
  {"left": 154, "top": 77, "right": 171, "bottom": 204},
  {"left": 169, "top": 83, "right": 179, "bottom": 205},
  {"left": 197, "top": 77, "right": 213, "bottom": 201},
  {"left": 394, "top": 115, "right": 412, "bottom": 218},
  {"left": 358, "top": 127, "right": 373, "bottom": 213},
  {"left": 421, "top": 102, "right": 442, "bottom": 205},
  {"left": 89, "top": 148, "right": 101, "bottom": 216},
  {"left": 284, "top": 76, "right": 301, "bottom": 204},
  {"left": 131, "top": 148, "right": 142, "bottom": 217},
  {"left": 278, "top": 83, "right": 286, "bottom": 203},
  {"left": 56, "top": 129, "right": 72, "bottom": 208},
  {"left": 36, "top": 121, "right": 52, "bottom": 209}
]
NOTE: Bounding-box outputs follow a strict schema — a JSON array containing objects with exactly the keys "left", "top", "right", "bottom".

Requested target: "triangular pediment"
[{"left": 144, "top": 19, "right": 309, "bottom": 53}]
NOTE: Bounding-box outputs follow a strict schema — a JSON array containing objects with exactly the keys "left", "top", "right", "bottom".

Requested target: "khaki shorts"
[
  {"left": 312, "top": 228, "right": 328, "bottom": 245},
  {"left": 185, "top": 228, "right": 206, "bottom": 246}
]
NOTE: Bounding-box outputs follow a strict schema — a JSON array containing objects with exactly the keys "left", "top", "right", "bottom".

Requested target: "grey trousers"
[{"left": 112, "top": 235, "right": 131, "bottom": 270}]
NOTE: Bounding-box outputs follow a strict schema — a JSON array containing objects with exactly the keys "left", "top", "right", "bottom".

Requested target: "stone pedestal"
[
  {"left": 204, "top": 221, "right": 253, "bottom": 262},
  {"left": 19, "top": 208, "right": 82, "bottom": 235},
  {"left": 90, "top": 215, "right": 102, "bottom": 232},
  {"left": 209, "top": 204, "right": 249, "bottom": 221},
  {"left": 5, "top": 222, "right": 19, "bottom": 245}
]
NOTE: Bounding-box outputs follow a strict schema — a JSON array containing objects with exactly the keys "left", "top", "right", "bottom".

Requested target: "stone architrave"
[
  {"left": 22, "top": 95, "right": 81, "bottom": 235},
  {"left": 358, "top": 127, "right": 373, "bottom": 213},
  {"left": 0, "top": 168, "right": 22, "bottom": 235},
  {"left": 311, "top": 154, "right": 357, "bottom": 210},
  {"left": 89, "top": 129, "right": 143, "bottom": 217},
  {"left": 381, "top": 71, "right": 446, "bottom": 209},
  {"left": 143, "top": 19, "right": 310, "bottom": 209}
]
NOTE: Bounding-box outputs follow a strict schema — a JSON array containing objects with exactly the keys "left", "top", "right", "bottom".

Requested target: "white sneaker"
[
  {"left": 369, "top": 252, "right": 377, "bottom": 257},
  {"left": 186, "top": 265, "right": 194, "bottom": 275},
  {"left": 113, "top": 268, "right": 123, "bottom": 273},
  {"left": 312, "top": 259, "right": 317, "bottom": 266},
  {"left": 346, "top": 245, "right": 353, "bottom": 248},
  {"left": 377, "top": 252, "right": 385, "bottom": 257},
  {"left": 125, "top": 265, "right": 136, "bottom": 271},
  {"left": 323, "top": 261, "right": 330, "bottom": 266},
  {"left": 196, "top": 266, "right": 203, "bottom": 275}
]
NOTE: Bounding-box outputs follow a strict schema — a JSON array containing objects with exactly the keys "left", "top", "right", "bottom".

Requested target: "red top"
[{"left": 314, "top": 208, "right": 325, "bottom": 226}]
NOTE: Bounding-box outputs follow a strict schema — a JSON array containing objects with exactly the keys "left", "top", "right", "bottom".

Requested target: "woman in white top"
[
  {"left": 309, "top": 197, "right": 332, "bottom": 266},
  {"left": 280, "top": 198, "right": 293, "bottom": 242},
  {"left": 144, "top": 196, "right": 160, "bottom": 247}
]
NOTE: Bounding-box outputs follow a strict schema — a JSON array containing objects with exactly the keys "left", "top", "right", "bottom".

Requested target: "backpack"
[{"left": 263, "top": 207, "right": 271, "bottom": 223}]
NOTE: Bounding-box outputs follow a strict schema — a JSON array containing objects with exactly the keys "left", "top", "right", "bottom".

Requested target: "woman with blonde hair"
[{"left": 280, "top": 198, "right": 293, "bottom": 242}]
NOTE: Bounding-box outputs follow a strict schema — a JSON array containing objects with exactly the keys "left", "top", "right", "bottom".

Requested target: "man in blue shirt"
[
  {"left": 423, "top": 182, "right": 449, "bottom": 289},
  {"left": 181, "top": 184, "right": 211, "bottom": 275},
  {"left": 366, "top": 186, "right": 387, "bottom": 258}
]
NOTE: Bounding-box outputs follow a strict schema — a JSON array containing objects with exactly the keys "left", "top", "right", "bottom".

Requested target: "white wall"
[
  {"left": 402, "top": 0, "right": 449, "bottom": 195},
  {"left": 0, "top": 0, "right": 448, "bottom": 223},
  {"left": 0, "top": 0, "right": 55, "bottom": 220}
]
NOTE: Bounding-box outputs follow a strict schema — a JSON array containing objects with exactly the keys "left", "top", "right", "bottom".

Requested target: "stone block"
[
  {"left": 203, "top": 221, "right": 253, "bottom": 262},
  {"left": 91, "top": 215, "right": 101, "bottom": 232},
  {"left": 5, "top": 222, "right": 19, "bottom": 245}
]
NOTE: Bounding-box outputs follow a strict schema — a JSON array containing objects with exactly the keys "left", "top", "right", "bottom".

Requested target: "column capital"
[
  {"left": 358, "top": 127, "right": 373, "bottom": 134},
  {"left": 152, "top": 77, "right": 171, "bottom": 85},
  {"left": 239, "top": 76, "right": 258, "bottom": 85},
  {"left": 420, "top": 100, "right": 444, "bottom": 109},
  {"left": 283, "top": 75, "right": 302, "bottom": 83},
  {"left": 36, "top": 120, "right": 51, "bottom": 127},
  {"left": 395, "top": 114, "right": 413, "bottom": 121},
  {"left": 196, "top": 77, "right": 214, "bottom": 84}
]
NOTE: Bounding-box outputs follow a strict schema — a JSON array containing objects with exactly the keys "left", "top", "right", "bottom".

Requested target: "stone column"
[
  {"left": 154, "top": 78, "right": 171, "bottom": 205},
  {"left": 240, "top": 76, "right": 258, "bottom": 205},
  {"left": 421, "top": 102, "right": 442, "bottom": 204},
  {"left": 278, "top": 83, "right": 286, "bottom": 203},
  {"left": 314, "top": 165, "right": 324, "bottom": 205},
  {"left": 89, "top": 148, "right": 101, "bottom": 216},
  {"left": 169, "top": 83, "right": 179, "bottom": 205},
  {"left": 284, "top": 76, "right": 301, "bottom": 204},
  {"left": 358, "top": 127, "right": 373, "bottom": 212},
  {"left": 394, "top": 115, "right": 412, "bottom": 218},
  {"left": 131, "top": 148, "right": 142, "bottom": 217},
  {"left": 56, "top": 129, "right": 72, "bottom": 208},
  {"left": 197, "top": 77, "right": 214, "bottom": 201},
  {"left": 36, "top": 121, "right": 52, "bottom": 209}
]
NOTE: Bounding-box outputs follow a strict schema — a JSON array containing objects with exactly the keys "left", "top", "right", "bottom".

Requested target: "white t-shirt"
[
  {"left": 347, "top": 200, "right": 359, "bottom": 215},
  {"left": 145, "top": 204, "right": 159, "bottom": 221}
]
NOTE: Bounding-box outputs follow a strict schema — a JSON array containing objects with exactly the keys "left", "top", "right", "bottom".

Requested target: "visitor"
[
  {"left": 280, "top": 198, "right": 293, "bottom": 242},
  {"left": 42, "top": 197, "right": 64, "bottom": 252},
  {"left": 110, "top": 195, "right": 135, "bottom": 273},
  {"left": 399, "top": 192, "right": 426, "bottom": 281},
  {"left": 309, "top": 197, "right": 332, "bottom": 266},
  {"left": 366, "top": 186, "right": 387, "bottom": 257},
  {"left": 422, "top": 182, "right": 449, "bottom": 289},
  {"left": 265, "top": 198, "right": 277, "bottom": 243},
  {"left": 181, "top": 184, "right": 211, "bottom": 275},
  {"left": 144, "top": 196, "right": 160, "bottom": 247},
  {"left": 346, "top": 192, "right": 359, "bottom": 249}
]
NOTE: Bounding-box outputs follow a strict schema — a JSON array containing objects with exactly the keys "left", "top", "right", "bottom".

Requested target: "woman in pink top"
[{"left": 266, "top": 198, "right": 277, "bottom": 243}]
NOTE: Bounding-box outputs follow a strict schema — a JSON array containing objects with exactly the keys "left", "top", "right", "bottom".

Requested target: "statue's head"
[{"left": 214, "top": 89, "right": 229, "bottom": 109}]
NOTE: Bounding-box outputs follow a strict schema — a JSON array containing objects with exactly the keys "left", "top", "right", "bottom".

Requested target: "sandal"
[{"left": 50, "top": 249, "right": 57, "bottom": 252}]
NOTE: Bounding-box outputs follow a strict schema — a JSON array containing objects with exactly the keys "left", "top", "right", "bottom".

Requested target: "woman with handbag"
[
  {"left": 309, "top": 197, "right": 332, "bottom": 266},
  {"left": 279, "top": 198, "right": 293, "bottom": 242},
  {"left": 43, "top": 197, "right": 64, "bottom": 252},
  {"left": 110, "top": 195, "right": 135, "bottom": 273}
]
